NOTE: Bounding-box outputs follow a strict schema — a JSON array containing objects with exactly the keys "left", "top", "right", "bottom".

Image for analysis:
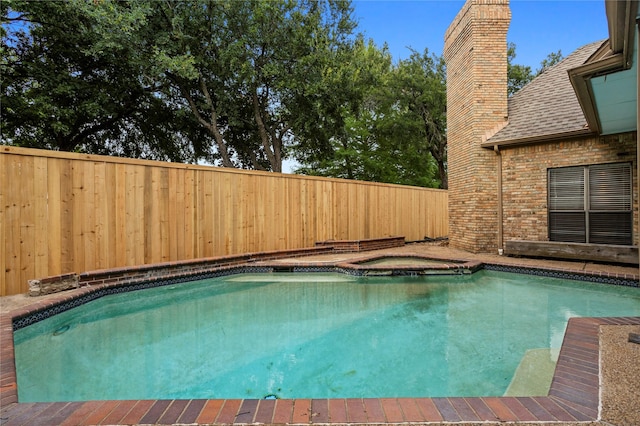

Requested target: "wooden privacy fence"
[{"left": 0, "top": 146, "right": 448, "bottom": 296}]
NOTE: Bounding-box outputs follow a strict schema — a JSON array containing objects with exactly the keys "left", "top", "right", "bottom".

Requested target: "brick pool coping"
[{"left": 1, "top": 248, "right": 639, "bottom": 425}]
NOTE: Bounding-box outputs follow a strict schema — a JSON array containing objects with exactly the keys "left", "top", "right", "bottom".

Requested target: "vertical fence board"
[
  {"left": 83, "top": 161, "right": 96, "bottom": 271},
  {"left": 134, "top": 165, "right": 146, "bottom": 265},
  {"left": 105, "top": 162, "right": 117, "bottom": 268},
  {"left": 19, "top": 157, "right": 35, "bottom": 292},
  {"left": 71, "top": 161, "right": 84, "bottom": 273},
  {"left": 114, "top": 163, "right": 126, "bottom": 267},
  {"left": 0, "top": 154, "right": 6, "bottom": 294},
  {"left": 204, "top": 170, "right": 215, "bottom": 257},
  {"left": 0, "top": 147, "right": 448, "bottom": 295},
  {"left": 183, "top": 169, "right": 195, "bottom": 260},
  {"left": 58, "top": 159, "right": 74, "bottom": 273},
  {"left": 168, "top": 168, "right": 179, "bottom": 261},
  {"left": 33, "top": 157, "right": 49, "bottom": 280},
  {"left": 124, "top": 165, "right": 136, "bottom": 266},
  {"left": 220, "top": 172, "right": 231, "bottom": 253},
  {"left": 3, "top": 156, "right": 21, "bottom": 295},
  {"left": 93, "top": 161, "right": 106, "bottom": 269}
]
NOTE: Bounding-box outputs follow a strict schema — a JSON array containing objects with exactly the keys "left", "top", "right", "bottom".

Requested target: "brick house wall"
[
  {"left": 444, "top": 0, "right": 511, "bottom": 253},
  {"left": 500, "top": 132, "right": 638, "bottom": 244}
]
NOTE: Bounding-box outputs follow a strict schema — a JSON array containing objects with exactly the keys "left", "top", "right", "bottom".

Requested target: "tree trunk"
[
  {"left": 252, "top": 90, "right": 281, "bottom": 172},
  {"left": 171, "top": 73, "right": 234, "bottom": 167}
]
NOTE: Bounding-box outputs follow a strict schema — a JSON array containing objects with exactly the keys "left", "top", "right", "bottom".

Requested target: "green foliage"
[
  {"left": 507, "top": 42, "right": 534, "bottom": 96},
  {"left": 2, "top": 0, "right": 446, "bottom": 187},
  {"left": 295, "top": 43, "right": 446, "bottom": 189},
  {"left": 389, "top": 49, "right": 447, "bottom": 188},
  {"left": 1, "top": 0, "right": 201, "bottom": 160},
  {"left": 82, "top": 0, "right": 356, "bottom": 171},
  {"left": 508, "top": 42, "right": 564, "bottom": 96},
  {"left": 537, "top": 49, "right": 563, "bottom": 74}
]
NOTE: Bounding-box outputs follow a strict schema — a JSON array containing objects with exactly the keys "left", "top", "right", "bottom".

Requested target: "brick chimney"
[{"left": 444, "top": 0, "right": 511, "bottom": 253}]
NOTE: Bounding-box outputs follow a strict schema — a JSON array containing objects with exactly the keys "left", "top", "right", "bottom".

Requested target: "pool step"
[{"left": 504, "top": 348, "right": 558, "bottom": 396}]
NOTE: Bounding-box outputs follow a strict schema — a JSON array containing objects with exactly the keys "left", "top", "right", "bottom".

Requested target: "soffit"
[{"left": 590, "top": 25, "right": 638, "bottom": 135}]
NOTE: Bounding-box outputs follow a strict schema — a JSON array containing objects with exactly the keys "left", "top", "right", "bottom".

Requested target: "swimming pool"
[{"left": 14, "top": 270, "right": 640, "bottom": 403}]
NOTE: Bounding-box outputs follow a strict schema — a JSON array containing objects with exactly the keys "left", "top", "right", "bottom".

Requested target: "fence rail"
[{"left": 1, "top": 146, "right": 448, "bottom": 296}]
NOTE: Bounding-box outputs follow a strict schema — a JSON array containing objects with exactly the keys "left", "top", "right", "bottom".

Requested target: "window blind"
[{"left": 548, "top": 163, "right": 632, "bottom": 245}]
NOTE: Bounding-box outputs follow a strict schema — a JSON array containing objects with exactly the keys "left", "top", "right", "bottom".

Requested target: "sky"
[
  {"left": 283, "top": 0, "right": 609, "bottom": 172},
  {"left": 352, "top": 0, "right": 609, "bottom": 71}
]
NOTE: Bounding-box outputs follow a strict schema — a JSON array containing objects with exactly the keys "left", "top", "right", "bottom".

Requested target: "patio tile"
[
  {"left": 432, "top": 397, "right": 461, "bottom": 422},
  {"left": 216, "top": 399, "right": 241, "bottom": 424},
  {"left": 535, "top": 396, "right": 580, "bottom": 421},
  {"left": 82, "top": 400, "right": 119, "bottom": 425},
  {"left": 327, "top": 398, "right": 347, "bottom": 423},
  {"left": 291, "top": 398, "right": 311, "bottom": 423},
  {"left": 517, "top": 397, "right": 555, "bottom": 421},
  {"left": 465, "top": 397, "right": 499, "bottom": 421},
  {"left": 501, "top": 397, "right": 537, "bottom": 422},
  {"left": 397, "top": 397, "right": 424, "bottom": 422},
  {"left": 550, "top": 396, "right": 597, "bottom": 421},
  {"left": 138, "top": 399, "right": 171, "bottom": 425},
  {"left": 346, "top": 398, "right": 367, "bottom": 423},
  {"left": 234, "top": 399, "right": 258, "bottom": 423},
  {"left": 98, "top": 400, "right": 137, "bottom": 425},
  {"left": 0, "top": 402, "right": 33, "bottom": 426},
  {"left": 196, "top": 399, "right": 224, "bottom": 424},
  {"left": 549, "top": 384, "right": 598, "bottom": 408},
  {"left": 482, "top": 397, "right": 518, "bottom": 422},
  {"left": 311, "top": 399, "right": 329, "bottom": 423},
  {"left": 59, "top": 401, "right": 105, "bottom": 426},
  {"left": 117, "top": 400, "right": 155, "bottom": 425},
  {"left": 272, "top": 398, "right": 293, "bottom": 423},
  {"left": 380, "top": 398, "right": 403, "bottom": 422},
  {"left": 157, "top": 399, "right": 190, "bottom": 424},
  {"left": 362, "top": 398, "right": 386, "bottom": 423},
  {"left": 254, "top": 399, "right": 276, "bottom": 424},
  {"left": 448, "top": 397, "right": 480, "bottom": 421},
  {"left": 414, "top": 398, "right": 444, "bottom": 421}
]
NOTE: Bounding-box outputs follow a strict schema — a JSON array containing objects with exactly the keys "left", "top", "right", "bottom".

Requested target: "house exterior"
[{"left": 444, "top": 0, "right": 639, "bottom": 264}]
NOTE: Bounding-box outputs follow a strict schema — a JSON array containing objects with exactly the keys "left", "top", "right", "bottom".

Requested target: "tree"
[
  {"left": 2, "top": 0, "right": 357, "bottom": 170},
  {"left": 293, "top": 37, "right": 395, "bottom": 180},
  {"left": 538, "top": 49, "right": 563, "bottom": 74},
  {"left": 295, "top": 43, "right": 446, "bottom": 189},
  {"left": 389, "top": 49, "right": 447, "bottom": 188},
  {"left": 507, "top": 42, "right": 534, "bottom": 96},
  {"left": 80, "top": 0, "right": 356, "bottom": 171},
  {"left": 508, "top": 42, "right": 564, "bottom": 96},
  {"left": 1, "top": 0, "right": 200, "bottom": 161}
]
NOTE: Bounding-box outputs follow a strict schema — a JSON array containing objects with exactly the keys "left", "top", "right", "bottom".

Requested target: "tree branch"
[
  {"left": 165, "top": 71, "right": 233, "bottom": 167},
  {"left": 252, "top": 89, "right": 279, "bottom": 171}
]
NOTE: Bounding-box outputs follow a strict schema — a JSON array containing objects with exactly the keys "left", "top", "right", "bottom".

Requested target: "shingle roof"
[{"left": 485, "top": 40, "right": 607, "bottom": 146}]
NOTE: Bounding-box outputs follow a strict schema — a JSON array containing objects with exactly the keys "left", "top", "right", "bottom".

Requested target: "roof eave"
[
  {"left": 569, "top": 0, "right": 638, "bottom": 134},
  {"left": 606, "top": 0, "right": 638, "bottom": 68},
  {"left": 481, "top": 128, "right": 597, "bottom": 149},
  {"left": 568, "top": 53, "right": 626, "bottom": 134}
]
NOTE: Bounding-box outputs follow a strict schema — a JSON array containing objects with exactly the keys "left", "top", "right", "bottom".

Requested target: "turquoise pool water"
[{"left": 14, "top": 271, "right": 640, "bottom": 402}]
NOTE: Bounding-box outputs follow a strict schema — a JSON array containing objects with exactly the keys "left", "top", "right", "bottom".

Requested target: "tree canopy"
[
  {"left": 2, "top": 1, "right": 562, "bottom": 189},
  {"left": 1, "top": 0, "right": 200, "bottom": 160},
  {"left": 2, "top": 0, "right": 358, "bottom": 171},
  {"left": 507, "top": 42, "right": 564, "bottom": 96},
  {"left": 293, "top": 43, "right": 447, "bottom": 188}
]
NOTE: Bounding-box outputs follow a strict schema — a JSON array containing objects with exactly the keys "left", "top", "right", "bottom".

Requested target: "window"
[{"left": 548, "top": 163, "right": 632, "bottom": 245}]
